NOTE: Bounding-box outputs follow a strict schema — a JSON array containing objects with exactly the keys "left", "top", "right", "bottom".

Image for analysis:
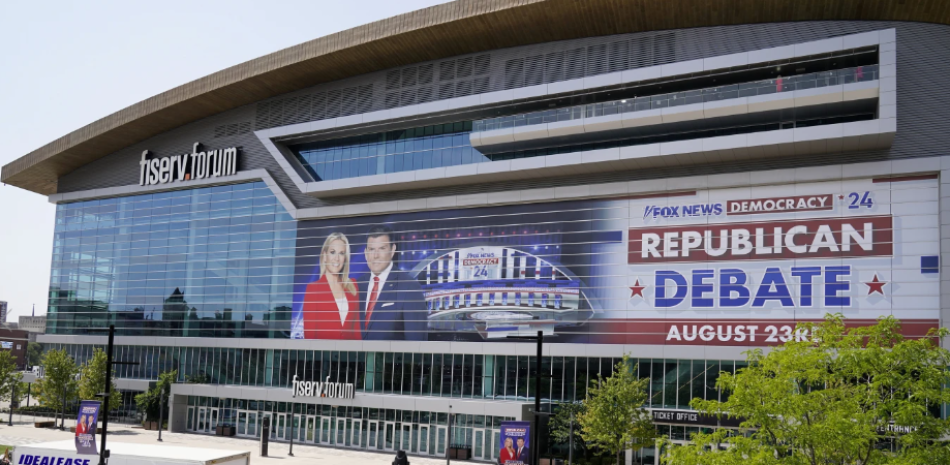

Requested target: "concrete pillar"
[{"left": 168, "top": 392, "right": 189, "bottom": 433}]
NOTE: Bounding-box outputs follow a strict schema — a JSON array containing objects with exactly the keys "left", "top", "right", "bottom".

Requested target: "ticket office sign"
[{"left": 624, "top": 177, "right": 940, "bottom": 345}]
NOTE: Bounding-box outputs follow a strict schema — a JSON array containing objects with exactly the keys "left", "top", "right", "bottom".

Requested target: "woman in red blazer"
[
  {"left": 302, "top": 232, "right": 361, "bottom": 340},
  {"left": 499, "top": 437, "right": 516, "bottom": 463}
]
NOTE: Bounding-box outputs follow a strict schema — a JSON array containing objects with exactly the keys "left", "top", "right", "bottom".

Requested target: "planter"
[
  {"left": 215, "top": 425, "right": 224, "bottom": 436},
  {"left": 222, "top": 426, "right": 236, "bottom": 436},
  {"left": 144, "top": 421, "right": 158, "bottom": 431},
  {"left": 34, "top": 421, "right": 55, "bottom": 428},
  {"left": 449, "top": 447, "right": 471, "bottom": 460}
]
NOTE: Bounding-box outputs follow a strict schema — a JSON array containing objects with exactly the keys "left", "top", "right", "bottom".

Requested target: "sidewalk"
[{"left": 0, "top": 420, "right": 453, "bottom": 465}]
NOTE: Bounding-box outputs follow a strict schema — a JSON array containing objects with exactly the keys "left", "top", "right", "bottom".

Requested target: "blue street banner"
[
  {"left": 499, "top": 421, "right": 531, "bottom": 465},
  {"left": 75, "top": 400, "right": 100, "bottom": 455}
]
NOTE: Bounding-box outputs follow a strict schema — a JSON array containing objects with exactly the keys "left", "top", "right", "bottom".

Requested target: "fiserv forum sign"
[
  {"left": 291, "top": 375, "right": 355, "bottom": 400},
  {"left": 139, "top": 142, "right": 238, "bottom": 186}
]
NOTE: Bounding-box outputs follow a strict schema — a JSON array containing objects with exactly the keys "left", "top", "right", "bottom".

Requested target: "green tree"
[
  {"left": 26, "top": 342, "right": 43, "bottom": 369},
  {"left": 184, "top": 372, "right": 209, "bottom": 384},
  {"left": 0, "top": 350, "right": 23, "bottom": 403},
  {"left": 34, "top": 349, "right": 78, "bottom": 412},
  {"left": 134, "top": 370, "right": 177, "bottom": 423},
  {"left": 549, "top": 401, "right": 586, "bottom": 460},
  {"left": 78, "top": 348, "right": 121, "bottom": 411},
  {"left": 663, "top": 315, "right": 950, "bottom": 465},
  {"left": 578, "top": 355, "right": 655, "bottom": 465}
]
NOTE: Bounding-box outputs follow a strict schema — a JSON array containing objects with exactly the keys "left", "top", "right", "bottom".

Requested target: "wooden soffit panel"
[{"left": 5, "top": 0, "right": 950, "bottom": 195}]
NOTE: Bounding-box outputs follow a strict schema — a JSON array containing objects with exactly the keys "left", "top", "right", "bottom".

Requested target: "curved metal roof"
[{"left": 5, "top": 0, "right": 950, "bottom": 195}]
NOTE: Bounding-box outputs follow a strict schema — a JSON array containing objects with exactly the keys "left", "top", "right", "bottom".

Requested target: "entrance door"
[
  {"left": 653, "top": 440, "right": 690, "bottom": 465},
  {"left": 305, "top": 416, "right": 316, "bottom": 443},
  {"left": 208, "top": 409, "right": 218, "bottom": 432},
  {"left": 335, "top": 418, "right": 346, "bottom": 445},
  {"left": 238, "top": 412, "right": 247, "bottom": 436},
  {"left": 186, "top": 407, "right": 195, "bottom": 431},
  {"left": 247, "top": 411, "right": 258, "bottom": 438},
  {"left": 400, "top": 424, "right": 411, "bottom": 452},
  {"left": 320, "top": 417, "right": 332, "bottom": 444},
  {"left": 367, "top": 422, "right": 379, "bottom": 449},
  {"left": 273, "top": 414, "right": 286, "bottom": 440},
  {"left": 418, "top": 426, "right": 429, "bottom": 455},
  {"left": 197, "top": 408, "right": 207, "bottom": 433},
  {"left": 474, "top": 429, "right": 486, "bottom": 460},
  {"left": 384, "top": 423, "right": 395, "bottom": 451},
  {"left": 290, "top": 415, "right": 300, "bottom": 443},
  {"left": 436, "top": 426, "right": 447, "bottom": 456},
  {"left": 352, "top": 420, "right": 362, "bottom": 448}
]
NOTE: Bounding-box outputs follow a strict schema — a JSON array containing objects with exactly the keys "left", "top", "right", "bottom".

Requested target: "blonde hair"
[{"left": 320, "top": 232, "right": 356, "bottom": 295}]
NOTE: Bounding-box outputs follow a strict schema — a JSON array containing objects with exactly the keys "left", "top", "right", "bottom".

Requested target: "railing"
[
  {"left": 473, "top": 65, "right": 879, "bottom": 132},
  {"left": 1, "top": 407, "right": 142, "bottom": 426}
]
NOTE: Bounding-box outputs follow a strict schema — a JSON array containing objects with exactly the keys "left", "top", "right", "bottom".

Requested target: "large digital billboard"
[{"left": 291, "top": 176, "right": 940, "bottom": 345}]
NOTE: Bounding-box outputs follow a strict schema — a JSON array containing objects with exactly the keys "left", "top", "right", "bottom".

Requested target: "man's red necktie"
[{"left": 365, "top": 276, "right": 380, "bottom": 328}]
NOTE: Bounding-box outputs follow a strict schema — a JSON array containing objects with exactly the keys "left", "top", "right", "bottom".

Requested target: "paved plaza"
[{"left": 0, "top": 415, "right": 453, "bottom": 465}]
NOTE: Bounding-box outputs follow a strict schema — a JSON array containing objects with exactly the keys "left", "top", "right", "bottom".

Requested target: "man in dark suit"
[
  {"left": 358, "top": 225, "right": 428, "bottom": 341},
  {"left": 516, "top": 437, "right": 529, "bottom": 463}
]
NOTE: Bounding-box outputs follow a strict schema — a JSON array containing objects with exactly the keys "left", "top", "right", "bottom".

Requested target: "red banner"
[{"left": 628, "top": 216, "right": 893, "bottom": 264}]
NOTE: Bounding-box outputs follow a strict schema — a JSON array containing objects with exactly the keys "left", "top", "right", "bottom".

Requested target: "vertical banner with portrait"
[
  {"left": 75, "top": 400, "right": 100, "bottom": 454},
  {"left": 499, "top": 421, "right": 531, "bottom": 465}
]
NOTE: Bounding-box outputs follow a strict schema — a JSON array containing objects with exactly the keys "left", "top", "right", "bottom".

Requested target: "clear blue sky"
[{"left": 0, "top": 0, "right": 448, "bottom": 320}]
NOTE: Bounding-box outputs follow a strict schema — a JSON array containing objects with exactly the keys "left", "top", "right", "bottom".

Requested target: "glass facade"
[
  {"left": 293, "top": 122, "right": 486, "bottom": 181},
  {"left": 473, "top": 65, "right": 880, "bottom": 131},
  {"left": 47, "top": 343, "right": 742, "bottom": 410},
  {"left": 49, "top": 182, "right": 296, "bottom": 337},
  {"left": 183, "top": 397, "right": 513, "bottom": 460},
  {"left": 291, "top": 66, "right": 879, "bottom": 184}
]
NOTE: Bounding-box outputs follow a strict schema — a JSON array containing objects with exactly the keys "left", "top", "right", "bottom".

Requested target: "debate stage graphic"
[{"left": 414, "top": 245, "right": 594, "bottom": 338}]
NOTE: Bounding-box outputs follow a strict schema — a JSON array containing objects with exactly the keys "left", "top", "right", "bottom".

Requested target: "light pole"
[
  {"left": 507, "top": 331, "right": 545, "bottom": 465},
  {"left": 99, "top": 325, "right": 115, "bottom": 465},
  {"left": 157, "top": 383, "right": 165, "bottom": 442},
  {"left": 288, "top": 404, "right": 295, "bottom": 457},
  {"left": 8, "top": 382, "right": 16, "bottom": 426},
  {"left": 87, "top": 324, "right": 138, "bottom": 465},
  {"left": 60, "top": 382, "right": 67, "bottom": 430},
  {"left": 568, "top": 409, "right": 574, "bottom": 465},
  {"left": 446, "top": 404, "right": 452, "bottom": 465}
]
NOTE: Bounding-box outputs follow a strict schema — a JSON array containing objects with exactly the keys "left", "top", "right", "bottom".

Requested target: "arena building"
[{"left": 5, "top": 1, "right": 950, "bottom": 463}]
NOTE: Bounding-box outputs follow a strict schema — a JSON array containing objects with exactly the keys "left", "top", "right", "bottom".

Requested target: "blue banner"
[
  {"left": 499, "top": 421, "right": 531, "bottom": 465},
  {"left": 75, "top": 400, "right": 100, "bottom": 455}
]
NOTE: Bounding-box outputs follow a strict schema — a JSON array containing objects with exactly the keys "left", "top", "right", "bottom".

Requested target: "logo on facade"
[
  {"left": 291, "top": 375, "right": 355, "bottom": 399},
  {"left": 628, "top": 216, "right": 892, "bottom": 263},
  {"left": 139, "top": 142, "right": 238, "bottom": 186},
  {"left": 726, "top": 194, "right": 833, "bottom": 215}
]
